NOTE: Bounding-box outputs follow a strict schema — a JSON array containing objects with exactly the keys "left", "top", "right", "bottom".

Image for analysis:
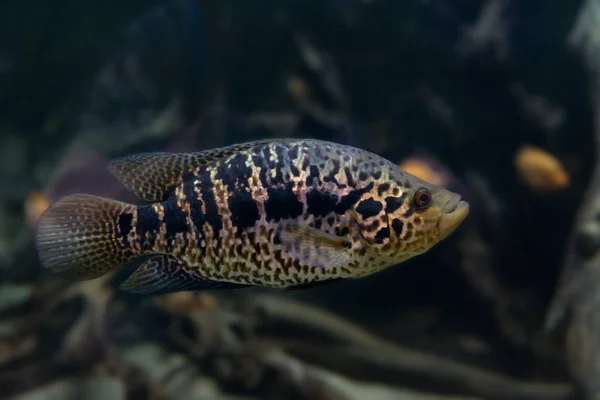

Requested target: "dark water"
[{"left": 0, "top": 1, "right": 596, "bottom": 399}]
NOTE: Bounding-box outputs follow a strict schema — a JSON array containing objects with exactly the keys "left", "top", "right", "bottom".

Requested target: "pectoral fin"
[{"left": 277, "top": 220, "right": 351, "bottom": 269}]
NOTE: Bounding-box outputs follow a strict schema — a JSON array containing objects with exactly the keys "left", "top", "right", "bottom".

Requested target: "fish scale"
[{"left": 35, "top": 138, "right": 469, "bottom": 294}]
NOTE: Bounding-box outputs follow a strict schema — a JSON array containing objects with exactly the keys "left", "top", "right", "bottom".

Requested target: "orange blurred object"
[
  {"left": 286, "top": 75, "right": 310, "bottom": 102},
  {"left": 24, "top": 191, "right": 52, "bottom": 228},
  {"left": 398, "top": 158, "right": 446, "bottom": 186},
  {"left": 155, "top": 292, "right": 217, "bottom": 315},
  {"left": 514, "top": 145, "right": 570, "bottom": 193}
]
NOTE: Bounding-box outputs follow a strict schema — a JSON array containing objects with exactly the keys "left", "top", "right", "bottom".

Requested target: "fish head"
[
  {"left": 388, "top": 177, "right": 469, "bottom": 257},
  {"left": 355, "top": 174, "right": 469, "bottom": 262}
]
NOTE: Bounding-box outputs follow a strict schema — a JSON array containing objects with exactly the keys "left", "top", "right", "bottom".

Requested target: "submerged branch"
[
  {"left": 546, "top": 1, "right": 600, "bottom": 397},
  {"left": 245, "top": 295, "right": 572, "bottom": 400}
]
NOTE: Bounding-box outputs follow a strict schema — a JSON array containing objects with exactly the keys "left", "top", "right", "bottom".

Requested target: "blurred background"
[{"left": 1, "top": 0, "right": 599, "bottom": 399}]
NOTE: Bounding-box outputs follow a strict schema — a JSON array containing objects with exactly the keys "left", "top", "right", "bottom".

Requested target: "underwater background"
[{"left": 0, "top": 0, "right": 598, "bottom": 398}]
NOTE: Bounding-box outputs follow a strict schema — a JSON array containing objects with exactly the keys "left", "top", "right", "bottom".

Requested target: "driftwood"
[
  {"left": 163, "top": 293, "right": 574, "bottom": 400},
  {"left": 240, "top": 295, "right": 573, "bottom": 400},
  {"left": 1, "top": 272, "right": 575, "bottom": 400},
  {"left": 545, "top": 0, "right": 600, "bottom": 398}
]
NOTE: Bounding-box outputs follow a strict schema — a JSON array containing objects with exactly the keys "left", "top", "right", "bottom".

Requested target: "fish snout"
[{"left": 438, "top": 193, "right": 469, "bottom": 239}]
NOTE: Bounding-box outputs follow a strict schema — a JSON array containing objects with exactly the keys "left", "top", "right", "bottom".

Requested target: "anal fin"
[
  {"left": 120, "top": 254, "right": 249, "bottom": 295},
  {"left": 284, "top": 278, "right": 343, "bottom": 291}
]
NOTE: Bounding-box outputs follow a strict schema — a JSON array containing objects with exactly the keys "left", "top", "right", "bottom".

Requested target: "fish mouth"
[{"left": 438, "top": 194, "right": 469, "bottom": 239}]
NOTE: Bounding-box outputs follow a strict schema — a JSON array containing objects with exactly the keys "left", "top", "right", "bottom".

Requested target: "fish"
[
  {"left": 513, "top": 144, "right": 570, "bottom": 194},
  {"left": 35, "top": 138, "right": 469, "bottom": 295},
  {"left": 398, "top": 152, "right": 451, "bottom": 188},
  {"left": 24, "top": 190, "right": 52, "bottom": 229}
]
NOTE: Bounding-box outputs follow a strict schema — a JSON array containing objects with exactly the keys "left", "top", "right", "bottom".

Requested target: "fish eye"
[{"left": 413, "top": 187, "right": 432, "bottom": 208}]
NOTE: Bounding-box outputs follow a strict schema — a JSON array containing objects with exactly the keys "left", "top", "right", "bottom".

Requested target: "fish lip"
[
  {"left": 437, "top": 194, "right": 469, "bottom": 238},
  {"left": 442, "top": 193, "right": 462, "bottom": 215}
]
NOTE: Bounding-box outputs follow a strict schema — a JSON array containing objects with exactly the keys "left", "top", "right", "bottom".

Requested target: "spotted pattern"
[{"left": 113, "top": 139, "right": 462, "bottom": 288}]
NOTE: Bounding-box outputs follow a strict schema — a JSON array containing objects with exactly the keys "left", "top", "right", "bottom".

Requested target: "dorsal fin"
[{"left": 108, "top": 138, "right": 292, "bottom": 202}]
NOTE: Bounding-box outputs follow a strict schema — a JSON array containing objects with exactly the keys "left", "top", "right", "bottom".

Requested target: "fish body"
[
  {"left": 514, "top": 144, "right": 569, "bottom": 194},
  {"left": 36, "top": 139, "right": 469, "bottom": 294}
]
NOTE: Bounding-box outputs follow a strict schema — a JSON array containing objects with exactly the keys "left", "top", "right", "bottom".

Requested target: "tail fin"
[{"left": 35, "top": 194, "right": 139, "bottom": 281}]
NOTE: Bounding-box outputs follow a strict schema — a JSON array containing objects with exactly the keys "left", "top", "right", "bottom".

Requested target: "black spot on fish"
[
  {"left": 359, "top": 171, "right": 368, "bottom": 181},
  {"left": 262, "top": 145, "right": 274, "bottom": 166},
  {"left": 265, "top": 182, "right": 303, "bottom": 221},
  {"left": 306, "top": 189, "right": 339, "bottom": 217},
  {"left": 216, "top": 152, "right": 252, "bottom": 192},
  {"left": 118, "top": 213, "right": 133, "bottom": 236},
  {"left": 335, "top": 182, "right": 374, "bottom": 214},
  {"left": 162, "top": 185, "right": 178, "bottom": 200},
  {"left": 252, "top": 146, "right": 271, "bottom": 187},
  {"left": 391, "top": 218, "right": 404, "bottom": 237},
  {"left": 324, "top": 159, "right": 340, "bottom": 184},
  {"left": 314, "top": 145, "right": 324, "bottom": 160},
  {"left": 250, "top": 147, "right": 263, "bottom": 165},
  {"left": 136, "top": 205, "right": 161, "bottom": 248},
  {"left": 377, "top": 183, "right": 390, "bottom": 196},
  {"left": 272, "top": 166, "right": 285, "bottom": 186},
  {"left": 356, "top": 198, "right": 383, "bottom": 218},
  {"left": 404, "top": 208, "right": 414, "bottom": 217},
  {"left": 228, "top": 190, "right": 260, "bottom": 231},
  {"left": 163, "top": 199, "right": 190, "bottom": 245},
  {"left": 385, "top": 195, "right": 405, "bottom": 213},
  {"left": 373, "top": 170, "right": 382, "bottom": 180},
  {"left": 365, "top": 219, "right": 380, "bottom": 232},
  {"left": 306, "top": 165, "right": 321, "bottom": 186},
  {"left": 182, "top": 171, "right": 196, "bottom": 182},
  {"left": 288, "top": 146, "right": 299, "bottom": 160},
  {"left": 301, "top": 157, "right": 310, "bottom": 171},
  {"left": 117, "top": 212, "right": 133, "bottom": 247},
  {"left": 183, "top": 180, "right": 204, "bottom": 238},
  {"left": 197, "top": 171, "right": 223, "bottom": 237},
  {"left": 374, "top": 227, "right": 390, "bottom": 244},
  {"left": 344, "top": 167, "right": 355, "bottom": 187},
  {"left": 272, "top": 145, "right": 286, "bottom": 185},
  {"left": 290, "top": 164, "right": 300, "bottom": 177}
]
